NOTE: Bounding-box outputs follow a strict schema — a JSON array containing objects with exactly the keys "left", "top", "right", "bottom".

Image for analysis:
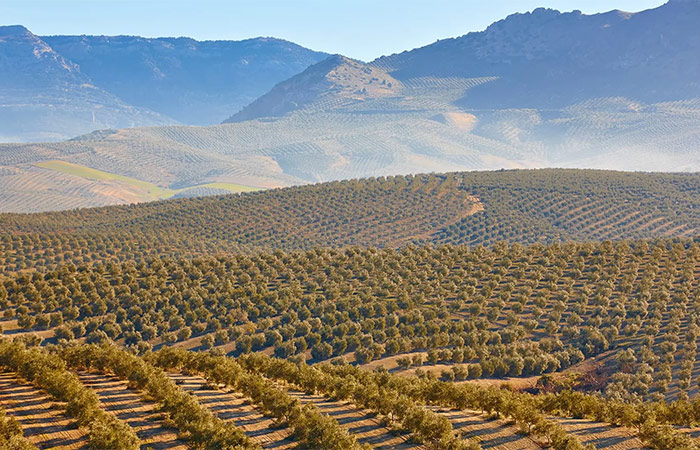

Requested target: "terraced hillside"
[
  {"left": 0, "top": 70, "right": 515, "bottom": 212},
  {"left": 0, "top": 170, "right": 699, "bottom": 272},
  {"left": 3, "top": 82, "right": 700, "bottom": 212},
  {"left": 7, "top": 237, "right": 700, "bottom": 448}
]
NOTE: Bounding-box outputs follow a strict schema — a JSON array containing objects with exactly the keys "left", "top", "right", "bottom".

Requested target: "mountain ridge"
[
  {"left": 0, "top": 25, "right": 328, "bottom": 140},
  {"left": 371, "top": 0, "right": 700, "bottom": 108},
  {"left": 43, "top": 33, "right": 328, "bottom": 125},
  {"left": 0, "top": 25, "right": 175, "bottom": 142}
]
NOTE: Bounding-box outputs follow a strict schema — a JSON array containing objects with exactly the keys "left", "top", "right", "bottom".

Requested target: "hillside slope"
[
  {"left": 225, "top": 55, "right": 402, "bottom": 122},
  {"left": 0, "top": 26, "right": 327, "bottom": 141},
  {"left": 374, "top": 0, "right": 700, "bottom": 108},
  {"left": 1, "top": 169, "right": 699, "bottom": 273}
]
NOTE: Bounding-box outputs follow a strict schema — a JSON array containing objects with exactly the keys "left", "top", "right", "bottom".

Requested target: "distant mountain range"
[
  {"left": 1, "top": 0, "right": 700, "bottom": 212},
  {"left": 0, "top": 25, "right": 173, "bottom": 142},
  {"left": 375, "top": 0, "right": 700, "bottom": 109},
  {"left": 0, "top": 26, "right": 327, "bottom": 141}
]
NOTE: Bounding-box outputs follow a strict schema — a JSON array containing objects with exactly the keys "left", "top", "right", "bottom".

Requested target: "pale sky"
[{"left": 1, "top": 0, "right": 667, "bottom": 61}]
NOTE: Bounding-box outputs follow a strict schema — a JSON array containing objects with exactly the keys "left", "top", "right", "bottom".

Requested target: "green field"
[{"left": 35, "top": 160, "right": 261, "bottom": 201}]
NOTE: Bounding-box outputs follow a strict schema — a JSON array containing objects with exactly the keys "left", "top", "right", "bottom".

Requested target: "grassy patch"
[{"left": 35, "top": 160, "right": 261, "bottom": 201}]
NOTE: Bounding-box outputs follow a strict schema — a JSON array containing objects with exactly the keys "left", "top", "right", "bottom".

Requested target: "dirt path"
[
  {"left": 0, "top": 372, "right": 90, "bottom": 450},
  {"left": 77, "top": 371, "right": 188, "bottom": 450},
  {"left": 169, "top": 373, "right": 297, "bottom": 449}
]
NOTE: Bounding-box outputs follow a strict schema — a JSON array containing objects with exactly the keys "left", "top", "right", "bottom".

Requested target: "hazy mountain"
[
  {"left": 225, "top": 55, "right": 401, "bottom": 122},
  {"left": 0, "top": 25, "right": 174, "bottom": 142},
  {"left": 0, "top": 26, "right": 327, "bottom": 141},
  {"left": 42, "top": 34, "right": 328, "bottom": 125},
  {"left": 374, "top": 0, "right": 700, "bottom": 108}
]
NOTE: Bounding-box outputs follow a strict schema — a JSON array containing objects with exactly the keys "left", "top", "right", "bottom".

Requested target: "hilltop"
[{"left": 226, "top": 55, "right": 402, "bottom": 122}]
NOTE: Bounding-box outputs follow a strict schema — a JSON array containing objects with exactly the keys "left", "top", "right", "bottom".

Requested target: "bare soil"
[
  {"left": 77, "top": 371, "right": 188, "bottom": 450},
  {"left": 0, "top": 372, "right": 90, "bottom": 449}
]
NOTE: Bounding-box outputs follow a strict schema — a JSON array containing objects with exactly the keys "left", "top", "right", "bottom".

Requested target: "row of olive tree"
[
  {"left": 0, "top": 406, "right": 36, "bottom": 450},
  {"left": 0, "top": 340, "right": 139, "bottom": 449},
  {"left": 56, "top": 343, "right": 257, "bottom": 450},
  {"left": 149, "top": 347, "right": 369, "bottom": 450}
]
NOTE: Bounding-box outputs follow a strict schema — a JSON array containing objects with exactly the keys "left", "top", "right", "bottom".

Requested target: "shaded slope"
[
  {"left": 44, "top": 34, "right": 328, "bottom": 125},
  {"left": 373, "top": 0, "right": 700, "bottom": 108},
  {"left": 0, "top": 25, "right": 175, "bottom": 142}
]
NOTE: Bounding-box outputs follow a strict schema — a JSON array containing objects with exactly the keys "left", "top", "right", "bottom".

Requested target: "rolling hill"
[
  {"left": 1, "top": 169, "right": 699, "bottom": 273},
  {"left": 2, "top": 171, "right": 700, "bottom": 448}
]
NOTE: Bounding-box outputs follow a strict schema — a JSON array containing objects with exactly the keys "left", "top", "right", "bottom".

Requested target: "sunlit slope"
[
  {"left": 1, "top": 169, "right": 699, "bottom": 272},
  {"left": 0, "top": 74, "right": 534, "bottom": 212}
]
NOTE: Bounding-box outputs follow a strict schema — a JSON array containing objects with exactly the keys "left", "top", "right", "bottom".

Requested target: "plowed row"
[
  {"left": 169, "top": 374, "right": 296, "bottom": 449},
  {"left": 2, "top": 368, "right": 656, "bottom": 450},
  {"left": 77, "top": 372, "right": 187, "bottom": 450},
  {"left": 0, "top": 373, "right": 89, "bottom": 450}
]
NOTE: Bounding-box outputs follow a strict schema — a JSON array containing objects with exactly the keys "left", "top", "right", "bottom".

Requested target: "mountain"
[
  {"left": 2, "top": 1, "right": 700, "bottom": 212},
  {"left": 0, "top": 25, "right": 174, "bottom": 142},
  {"left": 374, "top": 0, "right": 700, "bottom": 108},
  {"left": 43, "top": 34, "right": 328, "bottom": 125},
  {"left": 225, "top": 55, "right": 401, "bottom": 122},
  {"left": 0, "top": 26, "right": 327, "bottom": 141}
]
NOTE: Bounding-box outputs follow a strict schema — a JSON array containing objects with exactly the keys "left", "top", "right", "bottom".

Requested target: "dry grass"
[
  {"left": 77, "top": 371, "right": 187, "bottom": 450},
  {"left": 0, "top": 372, "right": 89, "bottom": 449}
]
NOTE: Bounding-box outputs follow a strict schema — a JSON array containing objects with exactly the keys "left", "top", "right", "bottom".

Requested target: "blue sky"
[{"left": 2, "top": 0, "right": 667, "bottom": 61}]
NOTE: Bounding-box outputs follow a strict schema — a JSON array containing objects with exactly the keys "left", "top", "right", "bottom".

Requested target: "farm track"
[
  {"left": 0, "top": 372, "right": 90, "bottom": 449},
  {"left": 168, "top": 373, "right": 297, "bottom": 449},
  {"left": 77, "top": 371, "right": 188, "bottom": 450}
]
